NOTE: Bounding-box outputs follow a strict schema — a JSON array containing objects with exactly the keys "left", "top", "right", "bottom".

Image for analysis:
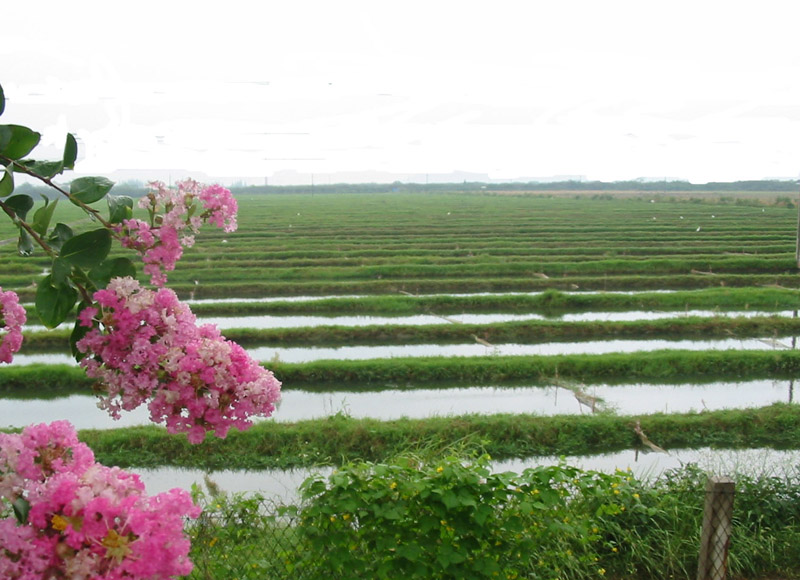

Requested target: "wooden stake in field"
[{"left": 697, "top": 477, "right": 735, "bottom": 580}]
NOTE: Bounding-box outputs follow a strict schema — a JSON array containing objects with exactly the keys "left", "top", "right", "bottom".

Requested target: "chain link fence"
[
  {"left": 186, "top": 494, "right": 322, "bottom": 580},
  {"left": 696, "top": 477, "right": 735, "bottom": 580},
  {"left": 183, "top": 468, "right": 799, "bottom": 580}
]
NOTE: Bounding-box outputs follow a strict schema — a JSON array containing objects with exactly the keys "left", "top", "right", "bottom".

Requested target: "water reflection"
[
  {"left": 197, "top": 310, "right": 797, "bottom": 330},
  {"left": 20, "top": 309, "right": 796, "bottom": 333},
  {"left": 1, "top": 379, "right": 794, "bottom": 430},
  {"left": 249, "top": 337, "right": 792, "bottom": 363},
  {"left": 8, "top": 336, "right": 796, "bottom": 367},
  {"left": 136, "top": 447, "right": 800, "bottom": 500}
]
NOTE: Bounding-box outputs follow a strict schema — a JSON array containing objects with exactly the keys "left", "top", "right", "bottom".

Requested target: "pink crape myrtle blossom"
[
  {"left": 0, "top": 421, "right": 200, "bottom": 579},
  {"left": 116, "top": 179, "right": 238, "bottom": 286},
  {"left": 198, "top": 183, "right": 237, "bottom": 232},
  {"left": 76, "top": 277, "right": 281, "bottom": 444},
  {"left": 0, "top": 287, "right": 26, "bottom": 364}
]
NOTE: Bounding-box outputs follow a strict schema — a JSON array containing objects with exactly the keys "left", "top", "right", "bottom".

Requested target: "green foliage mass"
[{"left": 187, "top": 457, "right": 800, "bottom": 580}]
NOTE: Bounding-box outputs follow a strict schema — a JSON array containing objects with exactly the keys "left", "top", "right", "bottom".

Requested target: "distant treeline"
[
  {"left": 234, "top": 179, "right": 800, "bottom": 195},
  {"left": 14, "top": 178, "right": 799, "bottom": 198}
]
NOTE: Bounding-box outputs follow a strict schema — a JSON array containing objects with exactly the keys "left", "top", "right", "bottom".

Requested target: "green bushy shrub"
[{"left": 285, "top": 454, "right": 640, "bottom": 580}]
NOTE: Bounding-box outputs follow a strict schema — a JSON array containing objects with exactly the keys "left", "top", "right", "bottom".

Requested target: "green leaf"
[
  {"left": 0, "top": 83, "right": 5, "bottom": 117},
  {"left": 17, "top": 229, "right": 33, "bottom": 256},
  {"left": 70, "top": 176, "right": 114, "bottom": 204},
  {"left": 17, "top": 159, "right": 64, "bottom": 179},
  {"left": 36, "top": 274, "right": 78, "bottom": 329},
  {"left": 32, "top": 197, "right": 58, "bottom": 236},
  {"left": 71, "top": 301, "right": 94, "bottom": 360},
  {"left": 59, "top": 228, "right": 111, "bottom": 268},
  {"left": 0, "top": 166, "right": 13, "bottom": 197},
  {"left": 0, "top": 124, "right": 41, "bottom": 160},
  {"left": 47, "top": 223, "right": 73, "bottom": 252},
  {"left": 51, "top": 257, "right": 73, "bottom": 285},
  {"left": 5, "top": 194, "right": 34, "bottom": 220},
  {"left": 63, "top": 133, "right": 78, "bottom": 169},
  {"left": 12, "top": 497, "right": 29, "bottom": 524},
  {"left": 107, "top": 194, "right": 133, "bottom": 224},
  {"left": 89, "top": 257, "right": 136, "bottom": 288}
]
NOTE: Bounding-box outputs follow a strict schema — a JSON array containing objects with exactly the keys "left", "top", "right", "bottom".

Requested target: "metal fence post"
[{"left": 697, "top": 476, "right": 735, "bottom": 580}]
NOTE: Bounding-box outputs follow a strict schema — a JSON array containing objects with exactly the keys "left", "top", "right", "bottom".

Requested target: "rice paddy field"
[{"left": 3, "top": 189, "right": 800, "bottom": 494}]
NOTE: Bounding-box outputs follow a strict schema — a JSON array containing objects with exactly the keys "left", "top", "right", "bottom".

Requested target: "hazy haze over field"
[{"left": 2, "top": 0, "right": 799, "bottom": 185}]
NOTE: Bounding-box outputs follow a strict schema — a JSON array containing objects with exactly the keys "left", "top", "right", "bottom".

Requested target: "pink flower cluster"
[
  {"left": 0, "top": 421, "right": 200, "bottom": 579},
  {"left": 0, "top": 287, "right": 26, "bottom": 364},
  {"left": 76, "top": 277, "right": 281, "bottom": 444},
  {"left": 117, "top": 179, "right": 238, "bottom": 286}
]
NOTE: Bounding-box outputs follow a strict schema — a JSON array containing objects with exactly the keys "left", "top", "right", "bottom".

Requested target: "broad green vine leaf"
[
  {"left": 0, "top": 124, "right": 41, "bottom": 160},
  {"left": 70, "top": 176, "right": 114, "bottom": 204},
  {"left": 89, "top": 257, "right": 136, "bottom": 288},
  {"left": 63, "top": 133, "right": 78, "bottom": 169},
  {"left": 59, "top": 228, "right": 111, "bottom": 268},
  {"left": 0, "top": 83, "right": 5, "bottom": 117},
  {"left": 107, "top": 194, "right": 133, "bottom": 224},
  {"left": 36, "top": 274, "right": 78, "bottom": 329},
  {"left": 0, "top": 166, "right": 12, "bottom": 197},
  {"left": 32, "top": 197, "right": 59, "bottom": 236}
]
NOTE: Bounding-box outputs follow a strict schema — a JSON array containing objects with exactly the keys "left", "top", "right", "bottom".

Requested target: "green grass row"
[
  {"left": 266, "top": 349, "right": 800, "bottom": 389},
  {"left": 53, "top": 250, "right": 790, "bottom": 272},
  {"left": 184, "top": 287, "right": 800, "bottom": 315},
  {"left": 162, "top": 242, "right": 797, "bottom": 258},
  {"left": 3, "top": 350, "right": 800, "bottom": 398},
  {"left": 23, "top": 273, "right": 798, "bottom": 302},
  {"left": 55, "top": 403, "right": 800, "bottom": 470},
  {"left": 18, "top": 315, "right": 800, "bottom": 351},
  {"left": 11, "top": 272, "right": 800, "bottom": 304},
  {"left": 158, "top": 257, "right": 797, "bottom": 285}
]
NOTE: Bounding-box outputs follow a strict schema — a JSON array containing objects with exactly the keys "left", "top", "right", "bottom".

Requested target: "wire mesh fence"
[
  {"left": 183, "top": 465, "right": 800, "bottom": 580},
  {"left": 696, "top": 477, "right": 735, "bottom": 580},
  {"left": 186, "top": 494, "right": 322, "bottom": 580}
]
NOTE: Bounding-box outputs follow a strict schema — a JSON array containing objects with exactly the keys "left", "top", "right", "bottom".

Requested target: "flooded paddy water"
[
  {"left": 2, "top": 379, "right": 795, "bottom": 431},
  {"left": 136, "top": 447, "right": 800, "bottom": 502},
  {"left": 10, "top": 335, "right": 797, "bottom": 367},
  {"left": 186, "top": 309, "right": 799, "bottom": 330}
]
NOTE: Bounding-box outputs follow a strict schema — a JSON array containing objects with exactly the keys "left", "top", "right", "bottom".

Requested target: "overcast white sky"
[{"left": 3, "top": 0, "right": 800, "bottom": 185}]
